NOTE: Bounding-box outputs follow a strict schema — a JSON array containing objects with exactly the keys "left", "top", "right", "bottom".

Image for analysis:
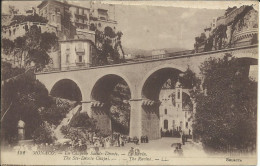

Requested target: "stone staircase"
[{"left": 54, "top": 105, "right": 82, "bottom": 139}]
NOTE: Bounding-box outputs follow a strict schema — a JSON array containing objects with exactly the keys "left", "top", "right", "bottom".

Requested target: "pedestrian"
[
  {"left": 182, "top": 134, "right": 185, "bottom": 145},
  {"left": 117, "top": 134, "right": 120, "bottom": 147}
]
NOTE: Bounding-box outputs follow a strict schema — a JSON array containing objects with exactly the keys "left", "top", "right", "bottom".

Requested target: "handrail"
[{"left": 35, "top": 41, "right": 258, "bottom": 74}]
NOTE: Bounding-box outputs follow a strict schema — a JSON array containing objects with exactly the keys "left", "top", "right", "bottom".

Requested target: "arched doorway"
[{"left": 91, "top": 74, "right": 131, "bottom": 136}]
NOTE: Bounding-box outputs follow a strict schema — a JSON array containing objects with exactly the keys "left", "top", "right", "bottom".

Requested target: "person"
[
  {"left": 117, "top": 134, "right": 120, "bottom": 147},
  {"left": 128, "top": 147, "right": 134, "bottom": 156},
  {"left": 120, "top": 136, "right": 124, "bottom": 146},
  {"left": 182, "top": 134, "right": 185, "bottom": 145}
]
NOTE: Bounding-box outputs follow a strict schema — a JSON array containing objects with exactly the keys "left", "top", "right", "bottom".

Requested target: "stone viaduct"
[{"left": 36, "top": 44, "right": 258, "bottom": 140}]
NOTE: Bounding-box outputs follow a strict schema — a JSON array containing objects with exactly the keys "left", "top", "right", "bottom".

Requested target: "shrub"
[{"left": 32, "top": 121, "right": 56, "bottom": 144}]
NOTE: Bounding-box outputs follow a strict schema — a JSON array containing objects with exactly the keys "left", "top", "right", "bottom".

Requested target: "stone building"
[
  {"left": 159, "top": 80, "right": 194, "bottom": 137},
  {"left": 37, "top": 0, "right": 117, "bottom": 40},
  {"left": 196, "top": 5, "right": 258, "bottom": 53},
  {"left": 58, "top": 38, "right": 95, "bottom": 69}
]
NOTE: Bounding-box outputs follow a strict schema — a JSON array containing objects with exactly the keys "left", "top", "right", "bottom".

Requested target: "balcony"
[
  {"left": 75, "top": 47, "right": 85, "bottom": 55},
  {"left": 74, "top": 12, "right": 87, "bottom": 18}
]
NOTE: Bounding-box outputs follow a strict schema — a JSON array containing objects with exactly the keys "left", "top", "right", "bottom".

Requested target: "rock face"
[{"left": 194, "top": 6, "right": 258, "bottom": 53}]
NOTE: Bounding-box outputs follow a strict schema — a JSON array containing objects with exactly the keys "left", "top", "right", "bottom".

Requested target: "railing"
[
  {"left": 36, "top": 41, "right": 257, "bottom": 74},
  {"left": 75, "top": 47, "right": 85, "bottom": 53}
]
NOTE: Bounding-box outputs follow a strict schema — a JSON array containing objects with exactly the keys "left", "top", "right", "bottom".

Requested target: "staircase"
[{"left": 54, "top": 105, "right": 82, "bottom": 139}]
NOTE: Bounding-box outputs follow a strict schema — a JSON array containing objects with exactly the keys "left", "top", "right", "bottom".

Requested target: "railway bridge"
[{"left": 36, "top": 44, "right": 258, "bottom": 140}]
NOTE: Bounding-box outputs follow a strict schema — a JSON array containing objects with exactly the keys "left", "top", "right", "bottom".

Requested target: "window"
[
  {"left": 55, "top": 8, "right": 60, "bottom": 13},
  {"left": 164, "top": 120, "right": 168, "bottom": 130},
  {"left": 66, "top": 54, "right": 69, "bottom": 63},
  {"left": 78, "top": 55, "right": 83, "bottom": 62},
  {"left": 186, "top": 122, "right": 188, "bottom": 129},
  {"left": 177, "top": 89, "right": 180, "bottom": 99},
  {"left": 164, "top": 109, "right": 167, "bottom": 115}
]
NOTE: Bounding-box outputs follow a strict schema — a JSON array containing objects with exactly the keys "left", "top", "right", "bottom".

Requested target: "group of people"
[
  {"left": 140, "top": 136, "right": 149, "bottom": 143},
  {"left": 173, "top": 130, "right": 189, "bottom": 156}
]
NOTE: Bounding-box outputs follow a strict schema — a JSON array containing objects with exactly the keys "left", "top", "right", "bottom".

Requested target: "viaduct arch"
[{"left": 36, "top": 45, "right": 258, "bottom": 140}]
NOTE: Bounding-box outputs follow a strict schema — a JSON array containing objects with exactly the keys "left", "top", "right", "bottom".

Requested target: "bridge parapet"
[{"left": 36, "top": 43, "right": 258, "bottom": 74}]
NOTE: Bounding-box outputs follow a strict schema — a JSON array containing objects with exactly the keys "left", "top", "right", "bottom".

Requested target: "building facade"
[
  {"left": 37, "top": 0, "right": 117, "bottom": 40},
  {"left": 59, "top": 39, "right": 95, "bottom": 69},
  {"left": 159, "top": 81, "right": 193, "bottom": 136}
]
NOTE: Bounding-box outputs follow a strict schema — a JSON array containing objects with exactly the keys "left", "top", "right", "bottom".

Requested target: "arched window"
[
  {"left": 164, "top": 120, "right": 168, "bottom": 130},
  {"left": 164, "top": 108, "right": 167, "bottom": 114}
]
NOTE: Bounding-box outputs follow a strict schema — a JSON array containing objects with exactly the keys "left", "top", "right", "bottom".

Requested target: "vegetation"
[
  {"left": 193, "top": 54, "right": 257, "bottom": 152},
  {"left": 110, "top": 81, "right": 131, "bottom": 134},
  {"left": 32, "top": 122, "right": 57, "bottom": 144},
  {"left": 194, "top": 5, "right": 255, "bottom": 52},
  {"left": 1, "top": 67, "right": 51, "bottom": 142},
  {"left": 1, "top": 62, "right": 25, "bottom": 80},
  {"left": 92, "top": 26, "right": 125, "bottom": 66},
  {"left": 69, "top": 112, "right": 97, "bottom": 130},
  {"left": 194, "top": 33, "right": 207, "bottom": 52},
  {"left": 9, "top": 14, "right": 48, "bottom": 26},
  {"left": 2, "top": 25, "right": 58, "bottom": 69},
  {"left": 39, "top": 98, "right": 77, "bottom": 126}
]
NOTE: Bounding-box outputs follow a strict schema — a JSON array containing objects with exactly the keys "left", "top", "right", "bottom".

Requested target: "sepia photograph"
[{"left": 1, "top": 0, "right": 258, "bottom": 165}]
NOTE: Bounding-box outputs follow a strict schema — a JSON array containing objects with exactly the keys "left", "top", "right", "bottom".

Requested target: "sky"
[{"left": 2, "top": 1, "right": 258, "bottom": 50}]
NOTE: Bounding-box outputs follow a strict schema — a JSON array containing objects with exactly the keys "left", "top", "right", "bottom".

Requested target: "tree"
[
  {"left": 10, "top": 25, "right": 58, "bottom": 69},
  {"left": 32, "top": 122, "right": 57, "bottom": 144},
  {"left": 109, "top": 81, "right": 131, "bottom": 134},
  {"left": 193, "top": 54, "right": 257, "bottom": 152},
  {"left": 92, "top": 27, "right": 125, "bottom": 66},
  {"left": 10, "top": 14, "right": 48, "bottom": 26},
  {"left": 1, "top": 68, "right": 51, "bottom": 142},
  {"left": 180, "top": 67, "right": 201, "bottom": 89},
  {"left": 2, "top": 39, "right": 14, "bottom": 54},
  {"left": 8, "top": 5, "right": 19, "bottom": 15}
]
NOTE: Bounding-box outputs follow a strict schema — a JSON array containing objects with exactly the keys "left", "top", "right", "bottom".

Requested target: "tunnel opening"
[{"left": 91, "top": 75, "right": 131, "bottom": 135}]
